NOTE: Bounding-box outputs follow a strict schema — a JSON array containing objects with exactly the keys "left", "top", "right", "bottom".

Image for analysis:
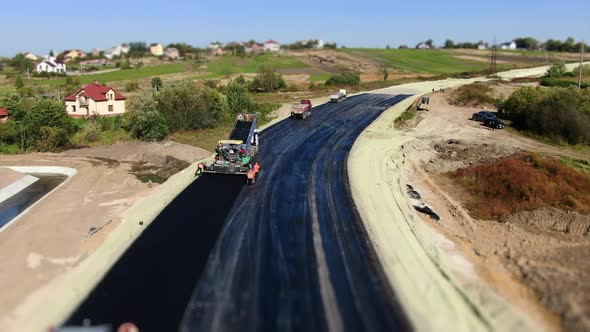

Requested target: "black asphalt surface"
[
  {"left": 66, "top": 93, "right": 412, "bottom": 332},
  {"left": 66, "top": 174, "right": 245, "bottom": 331},
  {"left": 180, "top": 94, "right": 412, "bottom": 332}
]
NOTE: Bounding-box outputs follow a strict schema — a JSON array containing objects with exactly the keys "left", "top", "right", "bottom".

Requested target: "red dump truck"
[{"left": 291, "top": 100, "right": 312, "bottom": 119}]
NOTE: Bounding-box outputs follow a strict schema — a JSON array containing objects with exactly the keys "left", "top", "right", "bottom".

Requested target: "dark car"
[
  {"left": 484, "top": 118, "right": 505, "bottom": 129},
  {"left": 471, "top": 111, "right": 496, "bottom": 122}
]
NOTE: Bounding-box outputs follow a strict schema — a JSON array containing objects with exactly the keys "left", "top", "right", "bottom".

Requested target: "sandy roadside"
[
  {"left": 0, "top": 141, "right": 210, "bottom": 331},
  {"left": 0, "top": 168, "right": 26, "bottom": 189},
  {"left": 347, "top": 63, "right": 588, "bottom": 331}
]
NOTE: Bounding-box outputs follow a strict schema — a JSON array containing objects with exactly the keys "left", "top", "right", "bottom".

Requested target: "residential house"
[
  {"left": 477, "top": 42, "right": 487, "bottom": 50},
  {"left": 208, "top": 42, "right": 226, "bottom": 56},
  {"left": 64, "top": 82, "right": 126, "bottom": 118},
  {"left": 263, "top": 40, "right": 281, "bottom": 52},
  {"left": 36, "top": 57, "right": 66, "bottom": 73},
  {"left": 63, "top": 49, "right": 87, "bottom": 61},
  {"left": 416, "top": 42, "right": 431, "bottom": 49},
  {"left": 164, "top": 47, "right": 180, "bottom": 60},
  {"left": 500, "top": 41, "right": 517, "bottom": 50},
  {"left": 23, "top": 52, "right": 39, "bottom": 61},
  {"left": 104, "top": 44, "right": 130, "bottom": 59},
  {"left": 244, "top": 42, "right": 264, "bottom": 54},
  {"left": 149, "top": 43, "right": 164, "bottom": 56},
  {"left": 0, "top": 108, "right": 8, "bottom": 123}
]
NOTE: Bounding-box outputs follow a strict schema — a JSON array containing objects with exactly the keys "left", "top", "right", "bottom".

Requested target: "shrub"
[
  {"left": 545, "top": 62, "right": 568, "bottom": 78},
  {"left": 249, "top": 62, "right": 286, "bottom": 92},
  {"left": 125, "top": 93, "right": 169, "bottom": 141},
  {"left": 449, "top": 82, "right": 496, "bottom": 107},
  {"left": 501, "top": 87, "right": 590, "bottom": 144},
  {"left": 125, "top": 81, "right": 140, "bottom": 92},
  {"left": 451, "top": 153, "right": 590, "bottom": 219},
  {"left": 541, "top": 77, "right": 588, "bottom": 89},
  {"left": 81, "top": 121, "right": 102, "bottom": 142},
  {"left": 325, "top": 72, "right": 360, "bottom": 86},
  {"left": 151, "top": 77, "right": 163, "bottom": 91},
  {"left": 37, "top": 126, "right": 68, "bottom": 151}
]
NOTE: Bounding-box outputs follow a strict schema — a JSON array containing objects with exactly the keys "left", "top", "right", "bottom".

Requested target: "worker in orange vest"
[
  {"left": 254, "top": 161, "right": 260, "bottom": 174},
  {"left": 247, "top": 168, "right": 255, "bottom": 186}
]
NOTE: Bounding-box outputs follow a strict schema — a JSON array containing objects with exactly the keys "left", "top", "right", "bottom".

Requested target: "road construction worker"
[
  {"left": 196, "top": 162, "right": 204, "bottom": 176},
  {"left": 254, "top": 162, "right": 260, "bottom": 174},
  {"left": 247, "top": 168, "right": 255, "bottom": 186}
]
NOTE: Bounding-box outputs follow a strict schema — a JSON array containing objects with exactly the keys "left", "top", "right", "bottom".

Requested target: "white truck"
[{"left": 330, "top": 89, "right": 347, "bottom": 103}]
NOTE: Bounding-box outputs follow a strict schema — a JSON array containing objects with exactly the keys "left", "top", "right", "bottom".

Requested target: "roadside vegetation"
[
  {"left": 448, "top": 82, "right": 498, "bottom": 107},
  {"left": 450, "top": 153, "right": 590, "bottom": 219}
]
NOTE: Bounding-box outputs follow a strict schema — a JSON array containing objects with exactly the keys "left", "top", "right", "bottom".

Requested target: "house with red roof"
[
  {"left": 64, "top": 82, "right": 126, "bottom": 118},
  {"left": 263, "top": 40, "right": 281, "bottom": 52},
  {"left": 0, "top": 108, "right": 8, "bottom": 123}
]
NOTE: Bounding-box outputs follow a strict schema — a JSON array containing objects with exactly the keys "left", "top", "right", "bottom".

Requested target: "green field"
[
  {"left": 341, "top": 48, "right": 492, "bottom": 75},
  {"left": 201, "top": 54, "right": 309, "bottom": 78},
  {"left": 34, "top": 63, "right": 188, "bottom": 86},
  {"left": 309, "top": 73, "right": 332, "bottom": 82}
]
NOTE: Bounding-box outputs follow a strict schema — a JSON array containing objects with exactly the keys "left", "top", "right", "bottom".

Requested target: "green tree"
[
  {"left": 151, "top": 77, "right": 163, "bottom": 91},
  {"left": 9, "top": 54, "right": 33, "bottom": 73},
  {"left": 225, "top": 79, "right": 252, "bottom": 115},
  {"left": 249, "top": 62, "right": 286, "bottom": 93},
  {"left": 382, "top": 67, "right": 389, "bottom": 81},
  {"left": 14, "top": 75, "right": 24, "bottom": 89},
  {"left": 444, "top": 39, "right": 455, "bottom": 49},
  {"left": 514, "top": 37, "right": 539, "bottom": 50},
  {"left": 125, "top": 93, "right": 169, "bottom": 141},
  {"left": 545, "top": 62, "right": 568, "bottom": 78}
]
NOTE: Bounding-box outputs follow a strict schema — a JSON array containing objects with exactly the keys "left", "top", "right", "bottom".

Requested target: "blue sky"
[{"left": 1, "top": 0, "right": 589, "bottom": 56}]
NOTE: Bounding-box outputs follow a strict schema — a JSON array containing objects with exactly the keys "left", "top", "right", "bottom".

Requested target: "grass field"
[
  {"left": 33, "top": 63, "right": 189, "bottom": 86},
  {"left": 202, "top": 54, "right": 309, "bottom": 78},
  {"left": 341, "top": 48, "right": 494, "bottom": 75}
]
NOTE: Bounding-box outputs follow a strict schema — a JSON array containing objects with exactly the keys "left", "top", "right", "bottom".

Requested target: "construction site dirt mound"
[
  {"left": 505, "top": 208, "right": 590, "bottom": 236},
  {"left": 423, "top": 139, "right": 517, "bottom": 173}
]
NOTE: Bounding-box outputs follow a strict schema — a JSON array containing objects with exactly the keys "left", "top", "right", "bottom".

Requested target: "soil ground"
[
  {"left": 399, "top": 84, "right": 590, "bottom": 331},
  {"left": 0, "top": 141, "right": 209, "bottom": 329}
]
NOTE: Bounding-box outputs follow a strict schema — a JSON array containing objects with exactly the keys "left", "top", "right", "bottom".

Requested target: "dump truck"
[
  {"left": 204, "top": 113, "right": 259, "bottom": 175},
  {"left": 291, "top": 100, "right": 312, "bottom": 119},
  {"left": 330, "top": 89, "right": 347, "bottom": 103}
]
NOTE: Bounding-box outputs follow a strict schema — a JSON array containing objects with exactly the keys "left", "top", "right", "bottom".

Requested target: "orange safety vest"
[
  {"left": 247, "top": 170, "right": 255, "bottom": 179},
  {"left": 254, "top": 163, "right": 260, "bottom": 173}
]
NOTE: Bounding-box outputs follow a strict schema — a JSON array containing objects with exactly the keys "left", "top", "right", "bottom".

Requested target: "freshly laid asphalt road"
[
  {"left": 66, "top": 93, "right": 412, "bottom": 332},
  {"left": 181, "top": 94, "right": 412, "bottom": 332}
]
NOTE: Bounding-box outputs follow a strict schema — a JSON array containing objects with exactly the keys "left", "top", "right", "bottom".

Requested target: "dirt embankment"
[
  {"left": 0, "top": 140, "right": 209, "bottom": 329},
  {"left": 401, "top": 84, "right": 590, "bottom": 331}
]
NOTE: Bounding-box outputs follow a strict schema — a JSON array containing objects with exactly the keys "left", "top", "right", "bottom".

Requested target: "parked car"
[
  {"left": 484, "top": 118, "right": 505, "bottom": 129},
  {"left": 471, "top": 111, "right": 496, "bottom": 122}
]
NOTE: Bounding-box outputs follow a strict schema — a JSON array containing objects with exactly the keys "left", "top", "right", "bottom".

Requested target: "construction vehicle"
[
  {"left": 330, "top": 89, "right": 347, "bottom": 103},
  {"left": 291, "top": 100, "right": 312, "bottom": 119},
  {"left": 204, "top": 113, "right": 259, "bottom": 175}
]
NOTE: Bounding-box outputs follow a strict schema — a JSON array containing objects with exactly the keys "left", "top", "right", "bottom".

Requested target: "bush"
[
  {"left": 449, "top": 82, "right": 496, "bottom": 107},
  {"left": 81, "top": 121, "right": 102, "bottom": 142},
  {"left": 545, "top": 62, "right": 568, "bottom": 78},
  {"left": 125, "top": 81, "right": 140, "bottom": 92},
  {"left": 325, "top": 72, "right": 360, "bottom": 86},
  {"left": 451, "top": 153, "right": 590, "bottom": 219},
  {"left": 541, "top": 77, "right": 589, "bottom": 89},
  {"left": 151, "top": 77, "right": 163, "bottom": 91},
  {"left": 225, "top": 79, "right": 253, "bottom": 115},
  {"left": 37, "top": 126, "right": 69, "bottom": 151},
  {"left": 249, "top": 62, "right": 286, "bottom": 92},
  {"left": 501, "top": 87, "right": 590, "bottom": 144},
  {"left": 125, "top": 93, "right": 170, "bottom": 141}
]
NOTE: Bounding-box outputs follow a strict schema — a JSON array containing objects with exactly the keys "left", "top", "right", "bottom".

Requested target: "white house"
[
  {"left": 64, "top": 82, "right": 126, "bottom": 118},
  {"left": 416, "top": 42, "right": 431, "bottom": 49},
  {"left": 263, "top": 40, "right": 281, "bottom": 52},
  {"left": 500, "top": 41, "right": 517, "bottom": 50},
  {"left": 105, "top": 44, "right": 130, "bottom": 59},
  {"left": 36, "top": 57, "right": 66, "bottom": 74},
  {"left": 314, "top": 39, "right": 325, "bottom": 49}
]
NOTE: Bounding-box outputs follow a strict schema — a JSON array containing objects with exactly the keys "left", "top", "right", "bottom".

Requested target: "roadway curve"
[{"left": 180, "top": 94, "right": 412, "bottom": 331}]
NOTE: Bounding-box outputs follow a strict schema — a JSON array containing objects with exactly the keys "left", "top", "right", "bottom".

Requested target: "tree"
[
  {"left": 444, "top": 39, "right": 455, "bottom": 49},
  {"left": 22, "top": 99, "right": 76, "bottom": 150},
  {"left": 249, "top": 62, "right": 286, "bottom": 93},
  {"left": 49, "top": 50, "right": 54, "bottom": 57},
  {"left": 9, "top": 54, "right": 33, "bottom": 73},
  {"left": 14, "top": 75, "right": 24, "bottom": 89},
  {"left": 225, "top": 79, "right": 252, "bottom": 115},
  {"left": 125, "top": 93, "right": 170, "bottom": 141},
  {"left": 514, "top": 37, "right": 539, "bottom": 50},
  {"left": 382, "top": 67, "right": 389, "bottom": 81},
  {"left": 425, "top": 39, "right": 434, "bottom": 48},
  {"left": 151, "top": 77, "right": 163, "bottom": 91},
  {"left": 128, "top": 42, "right": 148, "bottom": 58},
  {"left": 545, "top": 62, "right": 567, "bottom": 78}
]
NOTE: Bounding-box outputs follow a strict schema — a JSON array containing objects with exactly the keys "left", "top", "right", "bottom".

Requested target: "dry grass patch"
[{"left": 450, "top": 153, "right": 590, "bottom": 219}]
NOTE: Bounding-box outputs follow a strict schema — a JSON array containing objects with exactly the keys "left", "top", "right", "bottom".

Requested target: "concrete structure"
[
  {"left": 149, "top": 43, "right": 164, "bottom": 56},
  {"left": 164, "top": 47, "right": 180, "bottom": 60},
  {"left": 36, "top": 57, "right": 66, "bottom": 74},
  {"left": 263, "top": 40, "right": 281, "bottom": 52},
  {"left": 0, "top": 108, "right": 8, "bottom": 123},
  {"left": 64, "top": 82, "right": 126, "bottom": 117}
]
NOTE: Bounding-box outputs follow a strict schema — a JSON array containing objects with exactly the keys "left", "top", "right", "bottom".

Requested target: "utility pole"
[
  {"left": 579, "top": 41, "right": 585, "bottom": 90},
  {"left": 490, "top": 37, "right": 497, "bottom": 75}
]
